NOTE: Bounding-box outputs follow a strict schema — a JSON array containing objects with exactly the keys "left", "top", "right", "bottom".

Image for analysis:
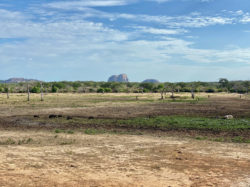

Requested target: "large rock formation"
[
  {"left": 142, "top": 79, "right": 160, "bottom": 83},
  {"left": 108, "top": 74, "right": 129, "bottom": 82}
]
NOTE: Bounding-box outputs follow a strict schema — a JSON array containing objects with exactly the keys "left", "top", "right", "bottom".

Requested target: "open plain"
[{"left": 0, "top": 93, "right": 249, "bottom": 186}]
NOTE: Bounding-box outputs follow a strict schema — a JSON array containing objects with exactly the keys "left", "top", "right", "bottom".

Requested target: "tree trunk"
[
  {"left": 7, "top": 88, "right": 9, "bottom": 99},
  {"left": 191, "top": 88, "right": 195, "bottom": 99},
  {"left": 40, "top": 83, "right": 44, "bottom": 101},
  {"left": 160, "top": 91, "right": 164, "bottom": 99},
  {"left": 27, "top": 84, "right": 30, "bottom": 101},
  {"left": 191, "top": 91, "right": 195, "bottom": 99}
]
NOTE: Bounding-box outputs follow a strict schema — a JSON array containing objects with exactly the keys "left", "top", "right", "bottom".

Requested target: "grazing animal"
[
  {"left": 49, "top": 114, "right": 57, "bottom": 119},
  {"left": 224, "top": 115, "right": 234, "bottom": 119},
  {"left": 67, "top": 116, "right": 73, "bottom": 120}
]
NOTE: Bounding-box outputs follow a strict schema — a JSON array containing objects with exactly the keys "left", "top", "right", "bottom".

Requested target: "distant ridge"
[{"left": 0, "top": 78, "right": 40, "bottom": 83}]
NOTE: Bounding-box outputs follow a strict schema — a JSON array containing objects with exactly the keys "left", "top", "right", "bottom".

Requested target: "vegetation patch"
[
  {"left": 55, "top": 129, "right": 74, "bottom": 134},
  {"left": 84, "top": 128, "right": 106, "bottom": 135},
  {"left": 0, "top": 138, "right": 33, "bottom": 145},
  {"left": 64, "top": 116, "right": 250, "bottom": 132}
]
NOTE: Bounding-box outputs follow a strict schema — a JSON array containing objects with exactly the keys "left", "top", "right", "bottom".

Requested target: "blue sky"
[{"left": 0, "top": 0, "right": 250, "bottom": 82}]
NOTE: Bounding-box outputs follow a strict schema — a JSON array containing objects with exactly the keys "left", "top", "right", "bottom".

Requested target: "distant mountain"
[
  {"left": 142, "top": 79, "right": 160, "bottom": 83},
  {"left": 0, "top": 78, "right": 40, "bottom": 83},
  {"left": 108, "top": 74, "right": 129, "bottom": 82}
]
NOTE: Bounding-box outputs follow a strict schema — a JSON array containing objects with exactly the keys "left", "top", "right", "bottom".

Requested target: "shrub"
[
  {"left": 30, "top": 86, "right": 40, "bottom": 93},
  {"left": 52, "top": 85, "right": 59, "bottom": 93},
  {"left": 97, "top": 88, "right": 104, "bottom": 93},
  {"left": 104, "top": 88, "right": 112, "bottom": 93},
  {"left": 206, "top": 87, "right": 216, "bottom": 93}
]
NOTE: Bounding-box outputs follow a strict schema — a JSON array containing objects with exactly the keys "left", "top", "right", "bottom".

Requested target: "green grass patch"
[
  {"left": 55, "top": 129, "right": 65, "bottom": 133},
  {"left": 195, "top": 136, "right": 208, "bottom": 140},
  {"left": 86, "top": 116, "right": 250, "bottom": 131},
  {"left": 51, "top": 116, "right": 250, "bottom": 132},
  {"left": 231, "top": 136, "right": 250, "bottom": 143},
  {"left": 84, "top": 128, "right": 106, "bottom": 135},
  {"left": 54, "top": 129, "right": 74, "bottom": 134},
  {"left": 60, "top": 139, "right": 76, "bottom": 145}
]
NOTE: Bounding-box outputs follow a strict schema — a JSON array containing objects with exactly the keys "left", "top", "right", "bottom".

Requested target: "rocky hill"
[
  {"left": 0, "top": 78, "right": 40, "bottom": 83},
  {"left": 142, "top": 79, "right": 160, "bottom": 83},
  {"left": 108, "top": 74, "right": 129, "bottom": 82}
]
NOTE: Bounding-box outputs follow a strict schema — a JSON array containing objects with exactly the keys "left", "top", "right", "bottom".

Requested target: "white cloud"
[
  {"left": 45, "top": 0, "right": 133, "bottom": 9},
  {"left": 40, "top": 1, "right": 250, "bottom": 29},
  {"left": 0, "top": 8, "right": 128, "bottom": 41},
  {"left": 41, "top": 5, "right": 237, "bottom": 28},
  {"left": 200, "top": 0, "right": 213, "bottom": 2},
  {"left": 241, "top": 13, "right": 250, "bottom": 23},
  {"left": 129, "top": 14, "right": 234, "bottom": 28},
  {"left": 0, "top": 9, "right": 29, "bottom": 21},
  {"left": 132, "top": 26, "right": 187, "bottom": 35},
  {"left": 146, "top": 0, "right": 171, "bottom": 3}
]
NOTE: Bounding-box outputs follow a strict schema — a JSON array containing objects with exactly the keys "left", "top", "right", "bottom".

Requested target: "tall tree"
[{"left": 219, "top": 78, "right": 229, "bottom": 91}]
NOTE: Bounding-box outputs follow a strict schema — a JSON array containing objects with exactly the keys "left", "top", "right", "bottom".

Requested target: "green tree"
[
  {"left": 219, "top": 78, "right": 229, "bottom": 91},
  {"left": 139, "top": 83, "right": 154, "bottom": 92},
  {"left": 30, "top": 86, "right": 40, "bottom": 93},
  {"left": 52, "top": 85, "right": 59, "bottom": 93},
  {"left": 52, "top": 82, "right": 66, "bottom": 89},
  {"left": 97, "top": 88, "right": 104, "bottom": 93},
  {"left": 104, "top": 88, "right": 112, "bottom": 93},
  {"left": 242, "top": 81, "right": 250, "bottom": 93},
  {"left": 72, "top": 82, "right": 81, "bottom": 90}
]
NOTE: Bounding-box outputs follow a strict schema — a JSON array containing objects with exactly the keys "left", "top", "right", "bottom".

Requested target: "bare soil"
[{"left": 0, "top": 130, "right": 249, "bottom": 187}]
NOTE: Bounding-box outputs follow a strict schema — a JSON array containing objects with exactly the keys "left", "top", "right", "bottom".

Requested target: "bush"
[
  {"left": 30, "top": 86, "right": 40, "bottom": 93},
  {"left": 52, "top": 85, "right": 59, "bottom": 93},
  {"left": 206, "top": 87, "right": 216, "bottom": 93},
  {"left": 52, "top": 82, "right": 66, "bottom": 89},
  {"left": 4, "top": 87, "right": 9, "bottom": 93},
  {"left": 139, "top": 83, "right": 154, "bottom": 91},
  {"left": 104, "top": 88, "right": 112, "bottom": 93},
  {"left": 97, "top": 88, "right": 104, "bottom": 93},
  {"left": 143, "top": 88, "right": 150, "bottom": 93},
  {"left": 89, "top": 88, "right": 95, "bottom": 93},
  {"left": 72, "top": 82, "right": 81, "bottom": 90},
  {"left": 180, "top": 87, "right": 191, "bottom": 92}
]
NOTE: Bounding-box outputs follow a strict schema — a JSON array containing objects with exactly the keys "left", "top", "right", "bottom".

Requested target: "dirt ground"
[
  {"left": 0, "top": 130, "right": 249, "bottom": 187},
  {"left": 0, "top": 93, "right": 249, "bottom": 186}
]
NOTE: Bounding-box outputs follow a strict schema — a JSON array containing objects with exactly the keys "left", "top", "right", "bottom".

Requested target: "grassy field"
[{"left": 1, "top": 92, "right": 249, "bottom": 140}]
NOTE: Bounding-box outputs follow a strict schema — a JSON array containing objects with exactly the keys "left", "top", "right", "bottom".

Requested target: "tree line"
[{"left": 0, "top": 79, "right": 249, "bottom": 94}]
